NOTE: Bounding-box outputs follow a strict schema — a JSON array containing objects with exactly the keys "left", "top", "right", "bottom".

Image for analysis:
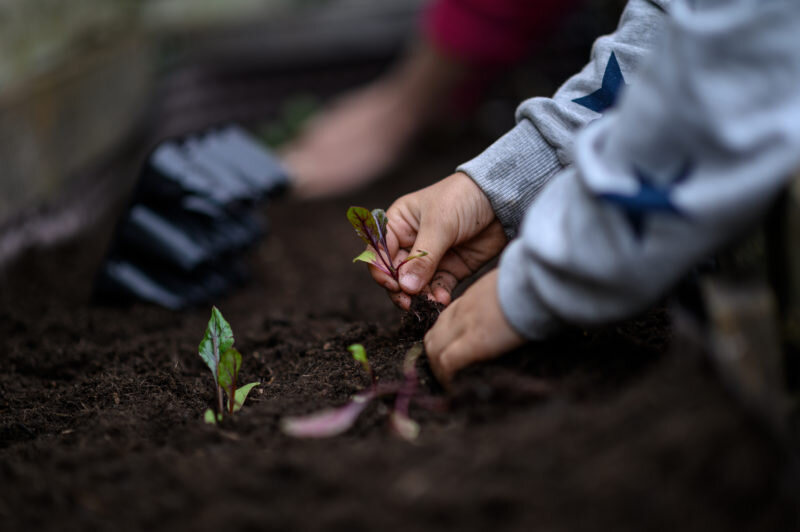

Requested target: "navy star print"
[
  {"left": 597, "top": 162, "right": 692, "bottom": 240},
  {"left": 573, "top": 52, "right": 626, "bottom": 114}
]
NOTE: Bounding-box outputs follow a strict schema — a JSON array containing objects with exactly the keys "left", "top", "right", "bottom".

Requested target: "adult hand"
[
  {"left": 368, "top": 172, "right": 507, "bottom": 309},
  {"left": 282, "top": 42, "right": 465, "bottom": 199},
  {"left": 424, "top": 269, "right": 525, "bottom": 386}
]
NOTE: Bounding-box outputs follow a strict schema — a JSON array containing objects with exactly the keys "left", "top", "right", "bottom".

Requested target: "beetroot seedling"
[
  {"left": 347, "top": 206, "right": 427, "bottom": 281},
  {"left": 348, "top": 343, "right": 375, "bottom": 387},
  {"left": 198, "top": 306, "right": 259, "bottom": 424},
  {"left": 281, "top": 343, "right": 430, "bottom": 441}
]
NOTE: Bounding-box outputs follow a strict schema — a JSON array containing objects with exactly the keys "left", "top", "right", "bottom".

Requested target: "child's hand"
[
  {"left": 424, "top": 269, "right": 524, "bottom": 385},
  {"left": 368, "top": 172, "right": 508, "bottom": 309}
]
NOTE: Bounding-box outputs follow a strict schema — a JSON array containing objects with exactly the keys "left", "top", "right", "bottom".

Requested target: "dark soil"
[
  {"left": 1, "top": 3, "right": 798, "bottom": 527},
  {"left": 1, "top": 138, "right": 797, "bottom": 531},
  {"left": 399, "top": 295, "right": 445, "bottom": 340}
]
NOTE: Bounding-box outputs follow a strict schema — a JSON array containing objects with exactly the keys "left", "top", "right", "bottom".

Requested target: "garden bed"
[{"left": 0, "top": 137, "right": 796, "bottom": 531}]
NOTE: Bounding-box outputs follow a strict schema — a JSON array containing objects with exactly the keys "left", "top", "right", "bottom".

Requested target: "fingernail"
[{"left": 400, "top": 273, "right": 422, "bottom": 293}]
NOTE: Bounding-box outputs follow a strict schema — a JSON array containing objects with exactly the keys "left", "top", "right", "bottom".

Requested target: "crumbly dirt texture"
[
  {"left": 399, "top": 295, "right": 445, "bottom": 340},
  {"left": 1, "top": 140, "right": 797, "bottom": 531},
  {"left": 1, "top": 8, "right": 798, "bottom": 524}
]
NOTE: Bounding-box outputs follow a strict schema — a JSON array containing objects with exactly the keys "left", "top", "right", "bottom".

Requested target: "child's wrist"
[{"left": 450, "top": 171, "right": 497, "bottom": 227}]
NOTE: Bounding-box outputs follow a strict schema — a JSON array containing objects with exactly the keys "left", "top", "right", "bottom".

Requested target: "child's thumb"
[{"left": 398, "top": 229, "right": 449, "bottom": 294}]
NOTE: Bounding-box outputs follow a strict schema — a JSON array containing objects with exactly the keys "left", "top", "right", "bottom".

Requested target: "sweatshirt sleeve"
[
  {"left": 459, "top": 0, "right": 671, "bottom": 239},
  {"left": 497, "top": 0, "right": 800, "bottom": 340}
]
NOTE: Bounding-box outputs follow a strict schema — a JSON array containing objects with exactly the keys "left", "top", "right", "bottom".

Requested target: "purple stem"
[
  {"left": 355, "top": 210, "right": 394, "bottom": 276},
  {"left": 393, "top": 360, "right": 417, "bottom": 417},
  {"left": 396, "top": 257, "right": 412, "bottom": 272},
  {"left": 370, "top": 261, "right": 392, "bottom": 277},
  {"left": 374, "top": 213, "right": 395, "bottom": 273},
  {"left": 365, "top": 229, "right": 396, "bottom": 279}
]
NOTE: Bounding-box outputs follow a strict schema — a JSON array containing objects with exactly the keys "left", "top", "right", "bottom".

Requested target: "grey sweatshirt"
[
  {"left": 461, "top": 0, "right": 672, "bottom": 240},
  {"left": 461, "top": 0, "right": 800, "bottom": 339}
]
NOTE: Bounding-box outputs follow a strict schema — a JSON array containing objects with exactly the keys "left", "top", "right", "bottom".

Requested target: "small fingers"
[
  {"left": 388, "top": 277, "right": 433, "bottom": 311},
  {"left": 368, "top": 260, "right": 399, "bottom": 291},
  {"left": 389, "top": 290, "right": 412, "bottom": 310},
  {"left": 427, "top": 248, "right": 478, "bottom": 306},
  {"left": 385, "top": 200, "right": 419, "bottom": 250},
  {"left": 424, "top": 334, "right": 467, "bottom": 388},
  {"left": 430, "top": 271, "right": 458, "bottom": 306},
  {"left": 423, "top": 301, "right": 458, "bottom": 384}
]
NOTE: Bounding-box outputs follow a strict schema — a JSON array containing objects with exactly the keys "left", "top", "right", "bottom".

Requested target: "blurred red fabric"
[
  {"left": 424, "top": 0, "right": 578, "bottom": 65},
  {"left": 423, "top": 0, "right": 579, "bottom": 110}
]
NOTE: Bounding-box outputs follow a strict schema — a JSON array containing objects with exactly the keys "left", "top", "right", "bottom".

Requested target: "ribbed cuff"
[
  {"left": 497, "top": 239, "right": 562, "bottom": 340},
  {"left": 458, "top": 119, "right": 563, "bottom": 240}
]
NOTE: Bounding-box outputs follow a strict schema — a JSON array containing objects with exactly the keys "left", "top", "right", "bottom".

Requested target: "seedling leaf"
[
  {"left": 347, "top": 206, "right": 381, "bottom": 247},
  {"left": 204, "top": 408, "right": 222, "bottom": 424},
  {"left": 352, "top": 249, "right": 378, "bottom": 265},
  {"left": 281, "top": 392, "right": 372, "bottom": 438},
  {"left": 228, "top": 382, "right": 260, "bottom": 413},
  {"left": 347, "top": 206, "right": 427, "bottom": 282},
  {"left": 218, "top": 348, "right": 242, "bottom": 393},
  {"left": 348, "top": 344, "right": 369, "bottom": 373},
  {"left": 197, "top": 307, "right": 257, "bottom": 421},
  {"left": 397, "top": 251, "right": 429, "bottom": 270},
  {"left": 348, "top": 343, "right": 375, "bottom": 386},
  {"left": 219, "top": 347, "right": 243, "bottom": 414},
  {"left": 198, "top": 306, "right": 235, "bottom": 386}
]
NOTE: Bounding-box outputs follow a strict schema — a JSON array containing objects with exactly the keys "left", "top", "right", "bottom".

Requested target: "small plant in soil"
[
  {"left": 347, "top": 206, "right": 427, "bottom": 281},
  {"left": 281, "top": 343, "right": 431, "bottom": 441},
  {"left": 199, "top": 306, "right": 259, "bottom": 424}
]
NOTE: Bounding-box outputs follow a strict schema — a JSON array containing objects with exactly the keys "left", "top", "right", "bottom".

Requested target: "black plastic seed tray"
[{"left": 94, "top": 124, "right": 288, "bottom": 309}]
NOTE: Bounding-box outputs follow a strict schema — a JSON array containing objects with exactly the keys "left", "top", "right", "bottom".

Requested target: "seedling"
[
  {"left": 347, "top": 206, "right": 427, "bottom": 281},
  {"left": 348, "top": 343, "right": 376, "bottom": 387},
  {"left": 280, "top": 343, "right": 430, "bottom": 441},
  {"left": 198, "top": 306, "right": 259, "bottom": 424}
]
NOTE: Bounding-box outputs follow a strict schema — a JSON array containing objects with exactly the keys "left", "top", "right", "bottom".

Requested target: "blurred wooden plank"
[
  {"left": 701, "top": 277, "right": 786, "bottom": 428},
  {"left": 0, "top": 34, "right": 154, "bottom": 226}
]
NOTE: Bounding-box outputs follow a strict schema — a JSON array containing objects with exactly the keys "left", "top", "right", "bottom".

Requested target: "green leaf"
[
  {"left": 397, "top": 250, "right": 428, "bottom": 272},
  {"left": 352, "top": 249, "right": 378, "bottom": 265},
  {"left": 347, "top": 206, "right": 381, "bottom": 247},
  {"left": 198, "top": 306, "right": 235, "bottom": 386},
  {"left": 348, "top": 343, "right": 370, "bottom": 375},
  {"left": 227, "top": 382, "right": 260, "bottom": 413},
  {"left": 405, "top": 250, "right": 428, "bottom": 261},
  {"left": 348, "top": 344, "right": 368, "bottom": 365},
  {"left": 204, "top": 408, "right": 222, "bottom": 425},
  {"left": 218, "top": 347, "right": 242, "bottom": 393}
]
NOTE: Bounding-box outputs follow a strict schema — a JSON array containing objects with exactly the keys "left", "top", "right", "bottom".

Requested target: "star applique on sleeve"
[
  {"left": 596, "top": 162, "right": 692, "bottom": 240},
  {"left": 572, "top": 52, "right": 626, "bottom": 114}
]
